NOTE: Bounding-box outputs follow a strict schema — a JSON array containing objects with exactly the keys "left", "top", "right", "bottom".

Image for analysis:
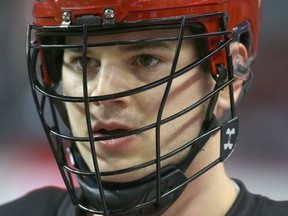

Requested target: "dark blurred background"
[{"left": 0, "top": 0, "right": 287, "bottom": 205}]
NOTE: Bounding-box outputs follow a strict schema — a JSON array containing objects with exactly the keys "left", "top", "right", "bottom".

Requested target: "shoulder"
[
  {"left": 0, "top": 187, "right": 69, "bottom": 216},
  {"left": 227, "top": 179, "right": 288, "bottom": 216}
]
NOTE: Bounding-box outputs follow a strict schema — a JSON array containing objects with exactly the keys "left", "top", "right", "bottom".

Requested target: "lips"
[{"left": 92, "top": 122, "right": 137, "bottom": 150}]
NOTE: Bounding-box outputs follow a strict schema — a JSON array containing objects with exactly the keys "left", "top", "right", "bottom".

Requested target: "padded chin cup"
[{"left": 77, "top": 165, "right": 187, "bottom": 216}]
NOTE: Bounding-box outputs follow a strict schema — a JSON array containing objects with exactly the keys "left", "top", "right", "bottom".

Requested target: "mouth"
[
  {"left": 92, "top": 123, "right": 137, "bottom": 150},
  {"left": 98, "top": 128, "right": 128, "bottom": 136}
]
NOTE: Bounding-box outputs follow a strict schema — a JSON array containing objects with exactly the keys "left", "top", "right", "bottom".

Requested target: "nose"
[{"left": 90, "top": 63, "right": 131, "bottom": 108}]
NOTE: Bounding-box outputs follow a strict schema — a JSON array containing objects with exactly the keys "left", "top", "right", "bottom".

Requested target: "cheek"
[
  {"left": 159, "top": 69, "right": 213, "bottom": 149},
  {"left": 133, "top": 85, "right": 165, "bottom": 124},
  {"left": 164, "top": 69, "right": 204, "bottom": 116},
  {"left": 62, "top": 67, "right": 91, "bottom": 136},
  {"left": 62, "top": 66, "right": 84, "bottom": 97},
  {"left": 65, "top": 102, "right": 87, "bottom": 137}
]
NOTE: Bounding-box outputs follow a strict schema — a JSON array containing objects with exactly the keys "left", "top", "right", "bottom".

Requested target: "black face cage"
[{"left": 26, "top": 12, "right": 249, "bottom": 216}]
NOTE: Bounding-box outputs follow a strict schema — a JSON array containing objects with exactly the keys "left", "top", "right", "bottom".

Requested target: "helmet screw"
[
  {"left": 62, "top": 11, "right": 71, "bottom": 22},
  {"left": 104, "top": 8, "right": 115, "bottom": 19}
]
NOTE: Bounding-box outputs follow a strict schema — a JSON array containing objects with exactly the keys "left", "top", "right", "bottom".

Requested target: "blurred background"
[{"left": 0, "top": 0, "right": 287, "bottom": 205}]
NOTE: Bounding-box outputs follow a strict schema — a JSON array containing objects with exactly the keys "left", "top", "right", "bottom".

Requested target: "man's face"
[{"left": 62, "top": 28, "right": 214, "bottom": 182}]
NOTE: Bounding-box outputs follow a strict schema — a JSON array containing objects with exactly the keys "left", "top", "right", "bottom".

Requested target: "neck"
[
  {"left": 162, "top": 133, "right": 238, "bottom": 216},
  {"left": 162, "top": 163, "right": 238, "bottom": 216}
]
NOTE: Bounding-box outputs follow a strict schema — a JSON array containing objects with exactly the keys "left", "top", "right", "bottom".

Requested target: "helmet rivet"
[
  {"left": 62, "top": 11, "right": 71, "bottom": 22},
  {"left": 104, "top": 8, "right": 115, "bottom": 19}
]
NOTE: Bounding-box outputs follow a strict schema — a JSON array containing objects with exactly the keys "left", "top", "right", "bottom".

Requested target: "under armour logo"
[
  {"left": 224, "top": 128, "right": 235, "bottom": 150},
  {"left": 220, "top": 118, "right": 239, "bottom": 162}
]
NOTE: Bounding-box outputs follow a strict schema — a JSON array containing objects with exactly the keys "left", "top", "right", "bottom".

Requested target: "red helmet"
[
  {"left": 32, "top": 0, "right": 260, "bottom": 80},
  {"left": 27, "top": 0, "right": 261, "bottom": 215}
]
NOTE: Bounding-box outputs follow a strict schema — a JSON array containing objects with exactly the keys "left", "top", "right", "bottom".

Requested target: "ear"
[{"left": 215, "top": 42, "right": 248, "bottom": 118}]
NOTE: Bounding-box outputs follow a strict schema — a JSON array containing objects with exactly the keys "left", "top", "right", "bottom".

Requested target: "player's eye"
[
  {"left": 73, "top": 56, "right": 101, "bottom": 72},
  {"left": 135, "top": 54, "right": 160, "bottom": 67}
]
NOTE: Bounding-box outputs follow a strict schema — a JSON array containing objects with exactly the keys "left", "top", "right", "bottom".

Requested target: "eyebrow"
[
  {"left": 64, "top": 47, "right": 93, "bottom": 57},
  {"left": 64, "top": 41, "right": 173, "bottom": 55},
  {"left": 118, "top": 42, "right": 173, "bottom": 52},
  {"left": 65, "top": 48, "right": 82, "bottom": 54}
]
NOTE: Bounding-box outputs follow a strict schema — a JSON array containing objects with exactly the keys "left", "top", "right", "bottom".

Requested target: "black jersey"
[
  {"left": 226, "top": 179, "right": 288, "bottom": 216},
  {"left": 1, "top": 180, "right": 288, "bottom": 216}
]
